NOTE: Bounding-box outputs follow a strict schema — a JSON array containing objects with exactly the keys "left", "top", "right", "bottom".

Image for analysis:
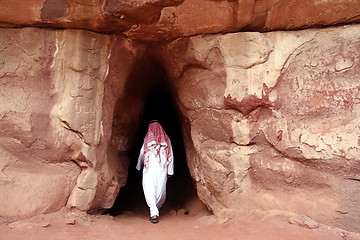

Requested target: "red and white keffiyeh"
[{"left": 143, "top": 120, "right": 172, "bottom": 170}]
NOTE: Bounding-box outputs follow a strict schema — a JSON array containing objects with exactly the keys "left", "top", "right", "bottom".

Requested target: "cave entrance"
[{"left": 106, "top": 57, "right": 208, "bottom": 217}]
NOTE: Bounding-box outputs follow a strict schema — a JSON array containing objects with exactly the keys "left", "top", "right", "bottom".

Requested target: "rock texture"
[
  {"left": 0, "top": 0, "right": 359, "bottom": 42},
  {"left": 0, "top": 27, "right": 146, "bottom": 219},
  {"left": 0, "top": 0, "right": 360, "bottom": 235},
  {"left": 156, "top": 24, "right": 360, "bottom": 232},
  {"left": 0, "top": 28, "right": 80, "bottom": 219}
]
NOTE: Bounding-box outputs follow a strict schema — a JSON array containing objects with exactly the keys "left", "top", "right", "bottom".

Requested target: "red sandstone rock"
[
  {"left": 289, "top": 214, "right": 321, "bottom": 229},
  {"left": 0, "top": 4, "right": 360, "bottom": 235},
  {"left": 0, "top": 28, "right": 80, "bottom": 220},
  {"left": 0, "top": 0, "right": 358, "bottom": 42},
  {"left": 156, "top": 24, "right": 360, "bottom": 233},
  {"left": 0, "top": 27, "right": 145, "bottom": 219}
]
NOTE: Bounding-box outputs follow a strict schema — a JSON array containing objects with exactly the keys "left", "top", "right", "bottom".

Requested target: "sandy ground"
[{"left": 1, "top": 207, "right": 359, "bottom": 240}]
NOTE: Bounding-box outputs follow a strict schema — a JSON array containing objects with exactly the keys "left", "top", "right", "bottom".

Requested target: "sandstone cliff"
[{"left": 0, "top": 0, "right": 359, "bottom": 233}]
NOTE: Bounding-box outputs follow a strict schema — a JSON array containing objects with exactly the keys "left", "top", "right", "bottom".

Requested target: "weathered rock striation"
[
  {"left": 0, "top": 0, "right": 360, "bottom": 234},
  {"left": 0, "top": 27, "right": 146, "bottom": 219},
  {"left": 156, "top": 25, "right": 360, "bottom": 232},
  {"left": 0, "top": 0, "right": 359, "bottom": 42}
]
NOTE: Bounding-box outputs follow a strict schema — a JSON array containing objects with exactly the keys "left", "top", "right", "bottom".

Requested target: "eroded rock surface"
[
  {"left": 156, "top": 24, "right": 360, "bottom": 232},
  {"left": 0, "top": 28, "right": 80, "bottom": 219},
  {"left": 0, "top": 27, "right": 146, "bottom": 219},
  {"left": 0, "top": 1, "right": 360, "bottom": 235},
  {"left": 0, "top": 0, "right": 359, "bottom": 42}
]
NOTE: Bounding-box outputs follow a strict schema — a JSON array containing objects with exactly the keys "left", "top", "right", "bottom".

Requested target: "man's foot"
[{"left": 149, "top": 216, "right": 159, "bottom": 224}]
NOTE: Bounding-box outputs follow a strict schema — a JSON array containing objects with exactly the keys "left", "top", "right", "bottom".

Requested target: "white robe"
[{"left": 136, "top": 143, "right": 174, "bottom": 217}]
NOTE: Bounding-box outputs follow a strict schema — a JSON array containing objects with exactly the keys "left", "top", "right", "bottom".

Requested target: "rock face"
[
  {"left": 0, "top": 0, "right": 360, "bottom": 235},
  {"left": 0, "top": 28, "right": 80, "bottom": 219},
  {"left": 156, "top": 25, "right": 360, "bottom": 232},
  {"left": 0, "top": 27, "right": 146, "bottom": 219},
  {"left": 0, "top": 0, "right": 359, "bottom": 42}
]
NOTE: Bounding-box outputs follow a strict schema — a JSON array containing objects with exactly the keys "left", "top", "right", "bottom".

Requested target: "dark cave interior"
[{"left": 105, "top": 55, "right": 207, "bottom": 216}]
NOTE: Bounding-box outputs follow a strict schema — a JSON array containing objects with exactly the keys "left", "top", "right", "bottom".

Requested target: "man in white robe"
[{"left": 136, "top": 120, "right": 174, "bottom": 223}]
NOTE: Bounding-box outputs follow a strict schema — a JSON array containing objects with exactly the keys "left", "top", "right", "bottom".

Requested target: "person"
[{"left": 136, "top": 120, "right": 174, "bottom": 224}]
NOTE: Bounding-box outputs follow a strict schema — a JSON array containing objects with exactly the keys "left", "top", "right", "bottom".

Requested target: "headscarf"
[{"left": 143, "top": 120, "right": 172, "bottom": 170}]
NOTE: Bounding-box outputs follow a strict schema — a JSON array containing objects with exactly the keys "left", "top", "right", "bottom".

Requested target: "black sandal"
[{"left": 150, "top": 216, "right": 159, "bottom": 224}]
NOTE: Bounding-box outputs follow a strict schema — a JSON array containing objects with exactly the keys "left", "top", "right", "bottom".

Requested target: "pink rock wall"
[
  {"left": 0, "top": 1, "right": 359, "bottom": 233},
  {"left": 0, "top": 28, "right": 80, "bottom": 219},
  {"left": 0, "top": 27, "right": 146, "bottom": 219},
  {"left": 156, "top": 25, "right": 360, "bottom": 232}
]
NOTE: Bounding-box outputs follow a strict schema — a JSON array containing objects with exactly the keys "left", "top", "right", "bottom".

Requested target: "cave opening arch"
[{"left": 105, "top": 54, "right": 208, "bottom": 217}]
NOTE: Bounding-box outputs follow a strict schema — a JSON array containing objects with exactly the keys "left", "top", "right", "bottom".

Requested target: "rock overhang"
[
  {"left": 0, "top": 0, "right": 359, "bottom": 43},
  {"left": 1, "top": 0, "right": 360, "bottom": 234}
]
